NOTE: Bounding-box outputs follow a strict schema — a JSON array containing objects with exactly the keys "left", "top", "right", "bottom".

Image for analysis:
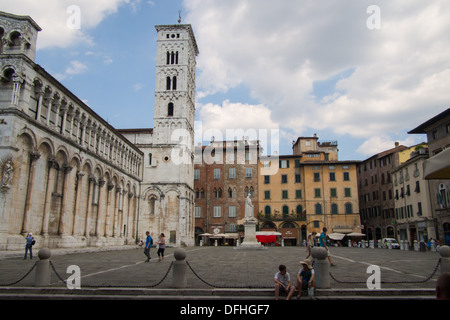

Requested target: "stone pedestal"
[
  {"left": 34, "top": 248, "right": 52, "bottom": 287},
  {"left": 440, "top": 245, "right": 450, "bottom": 274},
  {"left": 234, "top": 219, "right": 266, "bottom": 250},
  {"left": 311, "top": 247, "right": 330, "bottom": 289},
  {"left": 172, "top": 248, "right": 188, "bottom": 288}
]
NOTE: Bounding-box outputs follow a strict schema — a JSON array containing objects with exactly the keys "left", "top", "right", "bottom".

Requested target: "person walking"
[
  {"left": 305, "top": 232, "right": 316, "bottom": 259},
  {"left": 157, "top": 233, "right": 166, "bottom": 262},
  {"left": 24, "top": 233, "right": 34, "bottom": 260},
  {"left": 319, "top": 227, "right": 334, "bottom": 266},
  {"left": 144, "top": 231, "right": 152, "bottom": 262}
]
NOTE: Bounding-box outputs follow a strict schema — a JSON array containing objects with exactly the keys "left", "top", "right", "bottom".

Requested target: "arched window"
[
  {"left": 331, "top": 203, "right": 338, "bottom": 214},
  {"left": 172, "top": 76, "right": 177, "bottom": 90},
  {"left": 166, "top": 77, "right": 171, "bottom": 90},
  {"left": 315, "top": 203, "right": 322, "bottom": 214},
  {"left": 345, "top": 203, "right": 353, "bottom": 214},
  {"left": 228, "top": 187, "right": 232, "bottom": 198},
  {"left": 168, "top": 103, "right": 174, "bottom": 116},
  {"left": 282, "top": 205, "right": 289, "bottom": 216},
  {"left": 296, "top": 205, "right": 303, "bottom": 218},
  {"left": 149, "top": 197, "right": 156, "bottom": 216},
  {"left": 265, "top": 205, "right": 271, "bottom": 218}
]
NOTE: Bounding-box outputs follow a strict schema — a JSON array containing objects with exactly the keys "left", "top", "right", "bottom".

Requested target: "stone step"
[{"left": 0, "top": 287, "right": 436, "bottom": 300}]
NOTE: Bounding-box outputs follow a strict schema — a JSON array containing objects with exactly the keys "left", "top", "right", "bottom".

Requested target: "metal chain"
[
  {"left": 330, "top": 258, "right": 441, "bottom": 285},
  {"left": 1, "top": 258, "right": 441, "bottom": 289},
  {"left": 186, "top": 260, "right": 273, "bottom": 289},
  {"left": 50, "top": 260, "right": 67, "bottom": 284},
  {"left": 0, "top": 261, "right": 37, "bottom": 287},
  {"left": 49, "top": 260, "right": 174, "bottom": 288}
]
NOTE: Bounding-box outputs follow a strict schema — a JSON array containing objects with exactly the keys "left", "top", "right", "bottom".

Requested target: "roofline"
[
  {"left": 408, "top": 108, "right": 450, "bottom": 134},
  {"left": 0, "top": 11, "right": 42, "bottom": 31}
]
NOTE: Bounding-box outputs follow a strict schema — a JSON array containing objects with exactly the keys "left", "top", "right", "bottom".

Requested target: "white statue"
[{"left": 245, "top": 194, "right": 254, "bottom": 220}]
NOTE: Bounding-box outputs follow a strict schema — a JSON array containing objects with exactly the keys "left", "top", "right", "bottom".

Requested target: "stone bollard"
[
  {"left": 172, "top": 248, "right": 187, "bottom": 288},
  {"left": 413, "top": 240, "right": 418, "bottom": 251},
  {"left": 34, "top": 248, "right": 51, "bottom": 287},
  {"left": 440, "top": 245, "right": 450, "bottom": 274},
  {"left": 311, "top": 247, "right": 330, "bottom": 289},
  {"left": 400, "top": 240, "right": 404, "bottom": 250},
  {"left": 431, "top": 240, "right": 437, "bottom": 252}
]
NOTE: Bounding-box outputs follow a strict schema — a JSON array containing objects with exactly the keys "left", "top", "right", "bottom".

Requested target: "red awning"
[{"left": 256, "top": 235, "right": 277, "bottom": 243}]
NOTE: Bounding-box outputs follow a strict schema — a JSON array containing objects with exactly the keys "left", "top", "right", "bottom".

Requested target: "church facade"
[{"left": 0, "top": 11, "right": 198, "bottom": 250}]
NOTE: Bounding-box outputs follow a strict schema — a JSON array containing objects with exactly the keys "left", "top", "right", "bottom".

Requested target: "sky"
[{"left": 2, "top": 0, "right": 450, "bottom": 160}]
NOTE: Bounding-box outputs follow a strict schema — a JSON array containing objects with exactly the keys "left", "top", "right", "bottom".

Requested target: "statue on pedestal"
[
  {"left": 235, "top": 194, "right": 265, "bottom": 250},
  {"left": 245, "top": 194, "right": 256, "bottom": 222}
]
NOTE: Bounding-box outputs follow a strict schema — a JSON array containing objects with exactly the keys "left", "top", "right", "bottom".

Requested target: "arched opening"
[
  {"left": 264, "top": 205, "right": 271, "bottom": 218},
  {"left": 172, "top": 76, "right": 177, "bottom": 90},
  {"left": 168, "top": 103, "right": 174, "bottom": 116}
]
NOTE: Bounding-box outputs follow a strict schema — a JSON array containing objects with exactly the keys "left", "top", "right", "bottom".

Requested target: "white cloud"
[
  {"left": 133, "top": 83, "right": 145, "bottom": 91},
  {"left": 2, "top": 0, "right": 133, "bottom": 49},
  {"left": 197, "top": 100, "right": 279, "bottom": 141},
  {"left": 185, "top": 0, "right": 450, "bottom": 157},
  {"left": 355, "top": 135, "right": 417, "bottom": 158},
  {"left": 65, "top": 60, "right": 88, "bottom": 75}
]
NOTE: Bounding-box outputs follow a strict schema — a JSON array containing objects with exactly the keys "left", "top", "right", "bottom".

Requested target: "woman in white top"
[{"left": 157, "top": 233, "right": 166, "bottom": 262}]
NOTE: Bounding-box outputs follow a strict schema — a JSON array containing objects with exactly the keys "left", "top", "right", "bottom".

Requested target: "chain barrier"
[
  {"left": 50, "top": 260, "right": 174, "bottom": 288},
  {"left": 0, "top": 258, "right": 442, "bottom": 289},
  {"left": 329, "top": 258, "right": 441, "bottom": 285},
  {"left": 0, "top": 261, "right": 37, "bottom": 287},
  {"left": 186, "top": 261, "right": 273, "bottom": 289}
]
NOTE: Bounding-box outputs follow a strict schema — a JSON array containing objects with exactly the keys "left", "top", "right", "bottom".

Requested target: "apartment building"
[
  {"left": 194, "top": 140, "right": 259, "bottom": 245},
  {"left": 409, "top": 108, "right": 450, "bottom": 245},
  {"left": 258, "top": 137, "right": 361, "bottom": 245}
]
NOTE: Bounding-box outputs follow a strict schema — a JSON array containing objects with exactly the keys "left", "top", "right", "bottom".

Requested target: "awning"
[
  {"left": 256, "top": 231, "right": 282, "bottom": 236},
  {"left": 328, "top": 233, "right": 345, "bottom": 240},
  {"left": 424, "top": 148, "right": 450, "bottom": 179},
  {"left": 256, "top": 235, "right": 277, "bottom": 243},
  {"left": 347, "top": 232, "right": 366, "bottom": 237},
  {"left": 210, "top": 233, "right": 227, "bottom": 238},
  {"left": 332, "top": 228, "right": 353, "bottom": 234}
]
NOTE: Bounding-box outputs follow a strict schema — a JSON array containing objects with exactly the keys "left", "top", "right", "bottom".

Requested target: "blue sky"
[{"left": 4, "top": 0, "right": 450, "bottom": 160}]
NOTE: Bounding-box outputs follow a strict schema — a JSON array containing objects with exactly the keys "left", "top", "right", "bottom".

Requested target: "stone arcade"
[{"left": 0, "top": 11, "right": 198, "bottom": 250}]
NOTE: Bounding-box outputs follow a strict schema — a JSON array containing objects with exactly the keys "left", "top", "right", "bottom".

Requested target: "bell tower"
[
  {"left": 146, "top": 23, "right": 199, "bottom": 246},
  {"left": 153, "top": 24, "right": 198, "bottom": 145}
]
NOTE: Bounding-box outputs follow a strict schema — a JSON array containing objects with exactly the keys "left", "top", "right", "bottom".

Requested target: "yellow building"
[{"left": 258, "top": 137, "right": 362, "bottom": 245}]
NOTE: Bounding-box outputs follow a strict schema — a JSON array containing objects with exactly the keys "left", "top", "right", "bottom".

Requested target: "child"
[
  {"left": 274, "top": 264, "right": 296, "bottom": 300},
  {"left": 297, "top": 259, "right": 315, "bottom": 299}
]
